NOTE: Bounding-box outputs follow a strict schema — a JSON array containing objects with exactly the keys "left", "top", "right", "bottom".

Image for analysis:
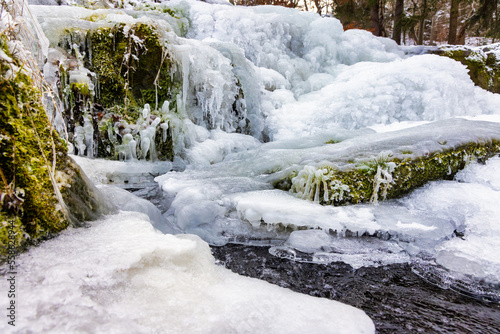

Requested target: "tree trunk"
[
  {"left": 448, "top": 0, "right": 460, "bottom": 44},
  {"left": 417, "top": 0, "right": 428, "bottom": 44},
  {"left": 370, "top": 0, "right": 385, "bottom": 36},
  {"left": 392, "top": 0, "right": 404, "bottom": 44}
]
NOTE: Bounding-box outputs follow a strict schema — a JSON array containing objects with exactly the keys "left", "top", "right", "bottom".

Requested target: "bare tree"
[
  {"left": 393, "top": 0, "right": 405, "bottom": 44},
  {"left": 448, "top": 0, "right": 460, "bottom": 44}
]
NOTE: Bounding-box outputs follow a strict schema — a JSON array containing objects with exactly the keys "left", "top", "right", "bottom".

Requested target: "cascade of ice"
[{"left": 23, "top": 0, "right": 500, "bottom": 292}]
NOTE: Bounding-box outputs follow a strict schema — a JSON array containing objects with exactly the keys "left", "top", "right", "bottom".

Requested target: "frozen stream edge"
[{"left": 0, "top": 210, "right": 374, "bottom": 333}]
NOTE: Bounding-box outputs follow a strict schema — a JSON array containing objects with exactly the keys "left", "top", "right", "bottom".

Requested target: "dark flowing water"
[
  {"left": 211, "top": 244, "right": 500, "bottom": 333},
  {"left": 131, "top": 186, "right": 500, "bottom": 332}
]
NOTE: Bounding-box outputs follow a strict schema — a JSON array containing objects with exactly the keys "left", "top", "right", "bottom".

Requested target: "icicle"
[
  {"left": 161, "top": 100, "right": 170, "bottom": 116},
  {"left": 129, "top": 138, "right": 137, "bottom": 160},
  {"left": 139, "top": 124, "right": 159, "bottom": 161},
  {"left": 370, "top": 162, "right": 395, "bottom": 204},
  {"left": 74, "top": 125, "right": 86, "bottom": 156},
  {"left": 161, "top": 122, "right": 169, "bottom": 142},
  {"left": 117, "top": 133, "right": 136, "bottom": 161},
  {"left": 172, "top": 44, "right": 192, "bottom": 107},
  {"left": 83, "top": 115, "right": 94, "bottom": 158},
  {"left": 142, "top": 104, "right": 151, "bottom": 119},
  {"left": 140, "top": 135, "right": 151, "bottom": 160}
]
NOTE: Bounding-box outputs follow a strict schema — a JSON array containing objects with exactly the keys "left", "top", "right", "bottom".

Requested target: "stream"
[{"left": 211, "top": 244, "right": 500, "bottom": 333}]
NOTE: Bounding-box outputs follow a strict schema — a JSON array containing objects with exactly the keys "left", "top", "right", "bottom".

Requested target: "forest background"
[{"left": 231, "top": 0, "right": 499, "bottom": 46}]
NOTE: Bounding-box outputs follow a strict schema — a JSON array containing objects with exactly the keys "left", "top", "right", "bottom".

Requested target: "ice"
[
  {"left": 26, "top": 0, "right": 500, "bottom": 289},
  {"left": 186, "top": 130, "right": 261, "bottom": 166},
  {"left": 267, "top": 55, "right": 500, "bottom": 141},
  {"left": 96, "top": 185, "right": 176, "bottom": 233},
  {"left": 410, "top": 158, "right": 500, "bottom": 283},
  {"left": 72, "top": 155, "right": 172, "bottom": 188},
  {"left": 74, "top": 125, "right": 86, "bottom": 156},
  {"left": 83, "top": 115, "right": 94, "bottom": 158},
  {"left": 284, "top": 229, "right": 332, "bottom": 253},
  {"left": 156, "top": 119, "right": 500, "bottom": 284},
  {"left": 117, "top": 133, "right": 137, "bottom": 160},
  {"left": 0, "top": 211, "right": 375, "bottom": 333},
  {"left": 270, "top": 231, "right": 410, "bottom": 269}
]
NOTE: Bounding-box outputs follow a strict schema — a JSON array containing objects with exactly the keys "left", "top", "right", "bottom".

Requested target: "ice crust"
[{"left": 0, "top": 212, "right": 375, "bottom": 333}]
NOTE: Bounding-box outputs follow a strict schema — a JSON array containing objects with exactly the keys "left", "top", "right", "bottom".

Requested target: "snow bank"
[{"left": 0, "top": 211, "right": 374, "bottom": 333}]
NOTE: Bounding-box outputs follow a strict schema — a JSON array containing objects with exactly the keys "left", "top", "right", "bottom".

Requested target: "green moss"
[
  {"left": 57, "top": 22, "right": 180, "bottom": 161},
  {"left": 86, "top": 25, "right": 128, "bottom": 108},
  {"left": 0, "top": 36, "right": 112, "bottom": 260},
  {"left": 86, "top": 23, "right": 181, "bottom": 110},
  {"left": 0, "top": 40, "right": 69, "bottom": 258},
  {"left": 70, "top": 82, "right": 91, "bottom": 97},
  {"left": 286, "top": 141, "right": 500, "bottom": 206}
]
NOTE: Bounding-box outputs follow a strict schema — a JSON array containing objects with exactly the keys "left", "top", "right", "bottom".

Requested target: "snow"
[
  {"left": 417, "top": 158, "right": 500, "bottom": 282},
  {"left": 0, "top": 211, "right": 375, "bottom": 334}
]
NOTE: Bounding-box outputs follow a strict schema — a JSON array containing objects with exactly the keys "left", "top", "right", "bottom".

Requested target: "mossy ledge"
[
  {"left": 429, "top": 45, "right": 500, "bottom": 94},
  {"left": 287, "top": 142, "right": 500, "bottom": 206},
  {"left": 277, "top": 120, "right": 500, "bottom": 206},
  {"left": 0, "top": 38, "right": 112, "bottom": 261}
]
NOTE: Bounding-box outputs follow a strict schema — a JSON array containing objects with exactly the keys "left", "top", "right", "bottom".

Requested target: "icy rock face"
[
  {"left": 0, "top": 29, "right": 113, "bottom": 258},
  {"left": 33, "top": 4, "right": 263, "bottom": 161},
  {"left": 42, "top": 16, "right": 179, "bottom": 161}
]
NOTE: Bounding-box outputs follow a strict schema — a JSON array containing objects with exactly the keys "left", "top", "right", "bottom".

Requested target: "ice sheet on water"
[
  {"left": 409, "top": 158, "right": 500, "bottom": 283},
  {"left": 97, "top": 185, "right": 177, "bottom": 233},
  {"left": 72, "top": 155, "right": 173, "bottom": 187},
  {"left": 269, "top": 230, "right": 410, "bottom": 269},
  {"left": 0, "top": 211, "right": 375, "bottom": 333}
]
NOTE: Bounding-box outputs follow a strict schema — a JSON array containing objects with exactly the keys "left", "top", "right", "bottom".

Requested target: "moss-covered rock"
[
  {"left": 0, "top": 37, "right": 112, "bottom": 261},
  {"left": 287, "top": 142, "right": 500, "bottom": 206},
  {"left": 60, "top": 22, "right": 181, "bottom": 111},
  {"left": 429, "top": 45, "right": 500, "bottom": 94},
  {"left": 56, "top": 22, "right": 180, "bottom": 161},
  {"left": 277, "top": 120, "right": 500, "bottom": 206}
]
